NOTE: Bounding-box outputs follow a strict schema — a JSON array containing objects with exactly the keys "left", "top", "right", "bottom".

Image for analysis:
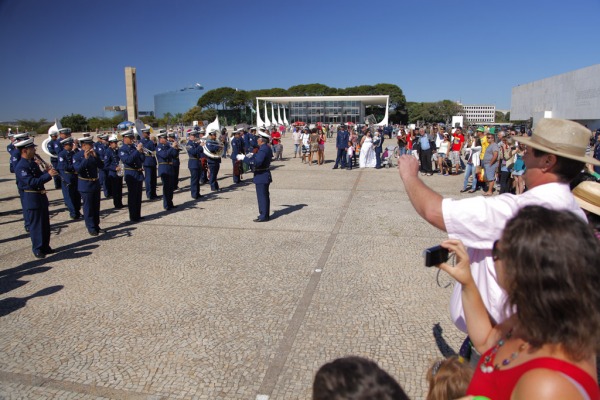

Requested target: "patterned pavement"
[{"left": 0, "top": 134, "right": 468, "bottom": 399}]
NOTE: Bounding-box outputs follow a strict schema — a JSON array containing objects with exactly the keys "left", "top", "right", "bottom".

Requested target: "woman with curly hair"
[{"left": 437, "top": 206, "right": 600, "bottom": 400}]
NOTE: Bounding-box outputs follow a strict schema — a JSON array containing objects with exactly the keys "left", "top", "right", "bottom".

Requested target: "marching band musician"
[
  {"left": 73, "top": 136, "right": 103, "bottom": 236},
  {"left": 47, "top": 130, "right": 62, "bottom": 189},
  {"left": 12, "top": 133, "right": 32, "bottom": 233},
  {"left": 167, "top": 132, "right": 181, "bottom": 190},
  {"left": 103, "top": 135, "right": 124, "bottom": 209},
  {"left": 14, "top": 138, "right": 59, "bottom": 258},
  {"left": 237, "top": 129, "right": 273, "bottom": 222},
  {"left": 156, "top": 131, "right": 178, "bottom": 210},
  {"left": 141, "top": 128, "right": 159, "bottom": 200},
  {"left": 119, "top": 130, "right": 145, "bottom": 222},
  {"left": 7, "top": 131, "right": 16, "bottom": 173},
  {"left": 186, "top": 130, "right": 202, "bottom": 199},
  {"left": 206, "top": 129, "right": 222, "bottom": 192},
  {"left": 198, "top": 128, "right": 208, "bottom": 184},
  {"left": 94, "top": 134, "right": 111, "bottom": 198},
  {"left": 230, "top": 128, "right": 245, "bottom": 184},
  {"left": 57, "top": 137, "right": 82, "bottom": 220}
]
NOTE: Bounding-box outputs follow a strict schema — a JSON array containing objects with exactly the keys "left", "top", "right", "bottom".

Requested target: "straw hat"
[
  {"left": 572, "top": 181, "right": 600, "bottom": 216},
  {"left": 518, "top": 118, "right": 600, "bottom": 166}
]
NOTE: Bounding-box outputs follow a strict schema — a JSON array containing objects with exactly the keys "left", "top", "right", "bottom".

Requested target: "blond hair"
[{"left": 426, "top": 356, "right": 473, "bottom": 400}]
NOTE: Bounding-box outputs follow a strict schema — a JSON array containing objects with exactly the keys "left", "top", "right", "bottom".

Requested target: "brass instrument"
[{"left": 117, "top": 160, "right": 125, "bottom": 177}]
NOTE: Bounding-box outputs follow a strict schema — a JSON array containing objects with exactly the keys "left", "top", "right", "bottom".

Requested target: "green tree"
[
  {"left": 197, "top": 87, "right": 236, "bottom": 109},
  {"left": 495, "top": 111, "right": 507, "bottom": 122},
  {"left": 227, "top": 90, "right": 250, "bottom": 109},
  {"left": 61, "top": 114, "right": 88, "bottom": 132},
  {"left": 287, "top": 84, "right": 331, "bottom": 96},
  {"left": 505, "top": 111, "right": 511, "bottom": 121},
  {"left": 15, "top": 118, "right": 49, "bottom": 134}
]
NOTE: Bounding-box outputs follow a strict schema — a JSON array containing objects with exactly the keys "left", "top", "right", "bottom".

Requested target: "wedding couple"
[{"left": 359, "top": 131, "right": 381, "bottom": 168}]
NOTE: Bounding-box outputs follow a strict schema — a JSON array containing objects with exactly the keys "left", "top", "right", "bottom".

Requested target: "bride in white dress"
[{"left": 359, "top": 133, "right": 376, "bottom": 168}]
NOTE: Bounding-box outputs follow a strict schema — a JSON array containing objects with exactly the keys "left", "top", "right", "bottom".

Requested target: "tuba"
[
  {"left": 201, "top": 115, "right": 224, "bottom": 159},
  {"left": 41, "top": 119, "right": 62, "bottom": 159}
]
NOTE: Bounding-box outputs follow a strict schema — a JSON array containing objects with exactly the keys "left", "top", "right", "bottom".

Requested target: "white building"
[
  {"left": 511, "top": 64, "right": 600, "bottom": 130},
  {"left": 460, "top": 103, "right": 496, "bottom": 124}
]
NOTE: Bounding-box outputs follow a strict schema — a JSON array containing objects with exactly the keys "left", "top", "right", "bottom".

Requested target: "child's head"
[
  {"left": 348, "top": 141, "right": 353, "bottom": 147},
  {"left": 426, "top": 356, "right": 473, "bottom": 400},
  {"left": 313, "top": 356, "right": 409, "bottom": 400}
]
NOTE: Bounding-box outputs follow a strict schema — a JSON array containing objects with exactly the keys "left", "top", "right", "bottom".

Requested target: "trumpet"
[{"left": 142, "top": 147, "right": 156, "bottom": 157}]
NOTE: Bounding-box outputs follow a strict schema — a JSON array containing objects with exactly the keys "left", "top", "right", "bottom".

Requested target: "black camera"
[{"left": 423, "top": 245, "right": 449, "bottom": 267}]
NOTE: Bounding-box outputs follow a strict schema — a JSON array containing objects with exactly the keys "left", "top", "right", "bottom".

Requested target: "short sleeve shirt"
[{"left": 442, "top": 183, "right": 586, "bottom": 332}]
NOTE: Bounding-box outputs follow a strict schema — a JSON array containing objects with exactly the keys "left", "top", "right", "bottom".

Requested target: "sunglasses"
[{"left": 492, "top": 240, "right": 503, "bottom": 261}]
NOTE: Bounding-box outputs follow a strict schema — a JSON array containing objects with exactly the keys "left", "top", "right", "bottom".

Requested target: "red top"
[
  {"left": 271, "top": 132, "right": 281, "bottom": 145},
  {"left": 451, "top": 133, "right": 464, "bottom": 151},
  {"left": 468, "top": 347, "right": 600, "bottom": 400}
]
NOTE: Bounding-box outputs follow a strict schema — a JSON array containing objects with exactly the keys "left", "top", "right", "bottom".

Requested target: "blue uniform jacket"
[
  {"left": 336, "top": 130, "right": 350, "bottom": 149},
  {"left": 244, "top": 143, "right": 272, "bottom": 184},
  {"left": 103, "top": 148, "right": 121, "bottom": 178},
  {"left": 156, "top": 143, "right": 178, "bottom": 175},
  {"left": 8, "top": 144, "right": 19, "bottom": 173},
  {"left": 141, "top": 137, "right": 157, "bottom": 167},
  {"left": 186, "top": 140, "right": 201, "bottom": 169},
  {"left": 57, "top": 149, "right": 78, "bottom": 185},
  {"left": 168, "top": 141, "right": 181, "bottom": 166},
  {"left": 15, "top": 157, "right": 52, "bottom": 208},
  {"left": 48, "top": 139, "right": 60, "bottom": 159},
  {"left": 93, "top": 142, "right": 108, "bottom": 170},
  {"left": 119, "top": 144, "right": 145, "bottom": 181},
  {"left": 205, "top": 141, "right": 222, "bottom": 165},
  {"left": 73, "top": 151, "right": 103, "bottom": 192},
  {"left": 231, "top": 137, "right": 244, "bottom": 158}
]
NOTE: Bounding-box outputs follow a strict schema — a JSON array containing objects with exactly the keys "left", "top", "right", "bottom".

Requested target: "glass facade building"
[
  {"left": 154, "top": 86, "right": 204, "bottom": 118},
  {"left": 289, "top": 100, "right": 364, "bottom": 124}
]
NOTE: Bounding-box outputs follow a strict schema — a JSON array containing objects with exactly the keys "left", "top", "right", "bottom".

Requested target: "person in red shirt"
[
  {"left": 449, "top": 127, "right": 465, "bottom": 174},
  {"left": 271, "top": 129, "right": 282, "bottom": 161}
]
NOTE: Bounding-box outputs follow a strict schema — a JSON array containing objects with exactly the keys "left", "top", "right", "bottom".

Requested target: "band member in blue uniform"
[
  {"left": 47, "top": 131, "right": 62, "bottom": 189},
  {"left": 230, "top": 128, "right": 245, "bottom": 184},
  {"left": 94, "top": 134, "right": 111, "bottom": 198},
  {"left": 14, "top": 138, "right": 58, "bottom": 258},
  {"left": 7, "top": 132, "right": 16, "bottom": 173},
  {"left": 57, "top": 137, "right": 82, "bottom": 219},
  {"left": 11, "top": 133, "right": 32, "bottom": 232},
  {"left": 103, "top": 135, "right": 124, "bottom": 209},
  {"left": 167, "top": 132, "right": 181, "bottom": 190},
  {"left": 204, "top": 129, "right": 222, "bottom": 191},
  {"left": 186, "top": 130, "right": 202, "bottom": 199},
  {"left": 140, "top": 128, "right": 158, "bottom": 200},
  {"left": 197, "top": 128, "right": 208, "bottom": 184},
  {"left": 156, "top": 131, "right": 178, "bottom": 210},
  {"left": 73, "top": 137, "right": 103, "bottom": 236},
  {"left": 238, "top": 130, "right": 273, "bottom": 222},
  {"left": 249, "top": 127, "right": 260, "bottom": 153},
  {"left": 119, "top": 130, "right": 145, "bottom": 222}
]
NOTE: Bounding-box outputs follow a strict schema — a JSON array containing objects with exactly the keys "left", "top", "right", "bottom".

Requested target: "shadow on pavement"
[
  {"left": 0, "top": 285, "right": 64, "bottom": 318},
  {"left": 270, "top": 204, "right": 308, "bottom": 220},
  {"left": 433, "top": 322, "right": 457, "bottom": 358}
]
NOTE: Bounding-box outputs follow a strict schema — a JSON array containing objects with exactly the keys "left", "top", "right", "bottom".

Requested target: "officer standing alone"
[
  {"left": 238, "top": 129, "right": 273, "bottom": 222},
  {"left": 15, "top": 138, "right": 59, "bottom": 258}
]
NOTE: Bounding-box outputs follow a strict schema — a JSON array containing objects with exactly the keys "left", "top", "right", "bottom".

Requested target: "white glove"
[
  {"left": 236, "top": 154, "right": 245, "bottom": 161},
  {"left": 245, "top": 153, "right": 254, "bottom": 158}
]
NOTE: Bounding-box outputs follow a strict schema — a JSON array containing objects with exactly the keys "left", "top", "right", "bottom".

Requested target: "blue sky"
[{"left": 1, "top": 0, "right": 599, "bottom": 121}]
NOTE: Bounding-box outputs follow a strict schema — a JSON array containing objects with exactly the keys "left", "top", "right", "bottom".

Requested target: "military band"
[{"left": 5, "top": 123, "right": 277, "bottom": 259}]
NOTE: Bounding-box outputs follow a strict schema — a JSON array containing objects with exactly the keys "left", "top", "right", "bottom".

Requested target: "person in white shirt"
[{"left": 397, "top": 118, "right": 600, "bottom": 338}]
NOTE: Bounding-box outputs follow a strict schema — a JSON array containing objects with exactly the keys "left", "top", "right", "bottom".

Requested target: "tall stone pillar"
[{"left": 124, "top": 66, "right": 138, "bottom": 122}]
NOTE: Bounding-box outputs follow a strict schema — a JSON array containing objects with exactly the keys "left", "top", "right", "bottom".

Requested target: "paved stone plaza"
[{"left": 0, "top": 134, "right": 468, "bottom": 399}]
